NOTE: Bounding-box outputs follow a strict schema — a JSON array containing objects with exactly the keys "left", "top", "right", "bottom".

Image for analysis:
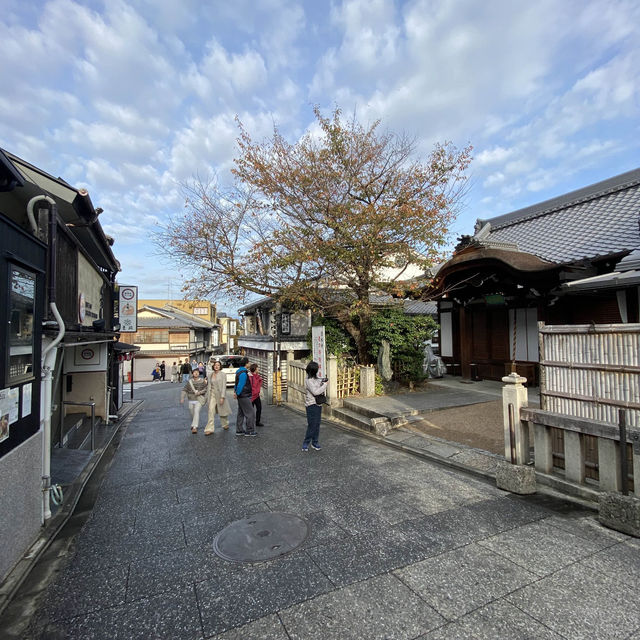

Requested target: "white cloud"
[{"left": 476, "top": 147, "right": 513, "bottom": 166}]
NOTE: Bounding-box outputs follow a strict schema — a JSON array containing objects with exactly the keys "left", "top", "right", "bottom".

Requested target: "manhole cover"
[{"left": 213, "top": 512, "right": 309, "bottom": 563}]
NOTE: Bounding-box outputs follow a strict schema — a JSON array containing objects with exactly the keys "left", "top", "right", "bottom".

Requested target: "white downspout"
[{"left": 34, "top": 195, "right": 65, "bottom": 522}]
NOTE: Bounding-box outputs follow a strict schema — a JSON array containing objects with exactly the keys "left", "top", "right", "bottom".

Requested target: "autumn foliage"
[{"left": 158, "top": 106, "right": 471, "bottom": 363}]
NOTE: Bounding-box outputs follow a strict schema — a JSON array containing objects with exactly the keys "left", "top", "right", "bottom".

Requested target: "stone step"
[
  {"left": 342, "top": 399, "right": 420, "bottom": 427},
  {"left": 330, "top": 406, "right": 392, "bottom": 435}
]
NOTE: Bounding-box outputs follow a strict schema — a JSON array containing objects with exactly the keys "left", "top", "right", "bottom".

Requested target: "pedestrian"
[
  {"left": 233, "top": 357, "right": 256, "bottom": 437},
  {"left": 249, "top": 363, "right": 264, "bottom": 426},
  {"left": 170, "top": 361, "right": 178, "bottom": 383},
  {"left": 152, "top": 364, "right": 161, "bottom": 381},
  {"left": 198, "top": 361, "right": 206, "bottom": 378},
  {"left": 302, "top": 361, "right": 328, "bottom": 452},
  {"left": 180, "top": 359, "right": 192, "bottom": 383},
  {"left": 204, "top": 358, "right": 231, "bottom": 434},
  {"left": 180, "top": 368, "right": 208, "bottom": 434},
  {"left": 160, "top": 360, "right": 166, "bottom": 381}
]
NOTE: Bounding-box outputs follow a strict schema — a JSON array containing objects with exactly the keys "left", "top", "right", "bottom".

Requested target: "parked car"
[{"left": 211, "top": 354, "right": 245, "bottom": 387}]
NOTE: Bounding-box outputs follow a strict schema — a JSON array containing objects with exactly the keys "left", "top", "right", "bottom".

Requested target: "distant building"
[
  {"left": 123, "top": 304, "right": 219, "bottom": 381},
  {"left": 216, "top": 312, "right": 241, "bottom": 354}
]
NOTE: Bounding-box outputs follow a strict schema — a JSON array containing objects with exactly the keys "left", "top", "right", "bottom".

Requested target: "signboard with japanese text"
[
  {"left": 311, "top": 326, "right": 326, "bottom": 378},
  {"left": 118, "top": 285, "right": 138, "bottom": 332}
]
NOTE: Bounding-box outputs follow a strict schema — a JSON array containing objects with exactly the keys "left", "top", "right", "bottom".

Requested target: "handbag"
[{"left": 314, "top": 392, "right": 326, "bottom": 405}]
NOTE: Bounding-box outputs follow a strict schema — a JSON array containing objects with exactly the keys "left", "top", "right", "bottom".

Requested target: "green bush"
[
  {"left": 368, "top": 308, "right": 437, "bottom": 383},
  {"left": 306, "top": 317, "right": 355, "bottom": 366}
]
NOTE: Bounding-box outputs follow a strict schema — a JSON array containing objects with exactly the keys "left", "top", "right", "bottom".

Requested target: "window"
[
  {"left": 131, "top": 329, "right": 169, "bottom": 343},
  {"left": 193, "top": 307, "right": 209, "bottom": 315},
  {"left": 8, "top": 266, "right": 36, "bottom": 383}
]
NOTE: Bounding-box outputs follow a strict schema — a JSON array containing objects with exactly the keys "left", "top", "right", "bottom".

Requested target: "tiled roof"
[
  {"left": 138, "top": 305, "right": 214, "bottom": 328},
  {"left": 404, "top": 300, "right": 437, "bottom": 315},
  {"left": 476, "top": 168, "right": 640, "bottom": 265}
]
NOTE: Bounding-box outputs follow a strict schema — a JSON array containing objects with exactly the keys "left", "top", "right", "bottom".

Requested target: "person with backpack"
[{"left": 233, "top": 357, "right": 256, "bottom": 437}]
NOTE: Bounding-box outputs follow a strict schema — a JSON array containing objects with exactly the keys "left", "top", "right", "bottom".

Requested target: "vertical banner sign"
[
  {"left": 119, "top": 285, "right": 138, "bottom": 332},
  {"left": 311, "top": 326, "right": 326, "bottom": 378}
]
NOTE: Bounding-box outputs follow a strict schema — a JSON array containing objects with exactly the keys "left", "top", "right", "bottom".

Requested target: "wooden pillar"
[{"left": 460, "top": 306, "right": 472, "bottom": 379}]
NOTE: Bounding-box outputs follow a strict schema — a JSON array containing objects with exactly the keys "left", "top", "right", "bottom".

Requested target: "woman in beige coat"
[{"left": 205, "top": 359, "right": 231, "bottom": 434}]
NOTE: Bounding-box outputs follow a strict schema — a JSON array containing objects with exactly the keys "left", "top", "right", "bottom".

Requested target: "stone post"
[
  {"left": 502, "top": 372, "right": 529, "bottom": 464},
  {"left": 496, "top": 372, "right": 535, "bottom": 495},
  {"left": 327, "top": 355, "right": 338, "bottom": 406},
  {"left": 359, "top": 366, "right": 376, "bottom": 397}
]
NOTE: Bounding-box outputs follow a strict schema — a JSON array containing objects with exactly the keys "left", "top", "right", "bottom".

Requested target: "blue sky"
[{"left": 1, "top": 0, "right": 639, "bottom": 314}]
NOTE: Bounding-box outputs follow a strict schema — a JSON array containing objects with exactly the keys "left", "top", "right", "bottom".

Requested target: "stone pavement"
[{"left": 5, "top": 381, "right": 640, "bottom": 639}]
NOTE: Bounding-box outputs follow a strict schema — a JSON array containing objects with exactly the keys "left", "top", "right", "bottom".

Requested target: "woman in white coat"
[{"left": 205, "top": 358, "right": 231, "bottom": 434}]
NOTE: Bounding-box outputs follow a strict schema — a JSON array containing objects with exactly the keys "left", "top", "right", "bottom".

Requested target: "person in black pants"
[
  {"left": 249, "top": 363, "right": 264, "bottom": 426},
  {"left": 234, "top": 357, "right": 256, "bottom": 437},
  {"left": 160, "top": 361, "right": 166, "bottom": 381},
  {"left": 302, "top": 361, "right": 328, "bottom": 451}
]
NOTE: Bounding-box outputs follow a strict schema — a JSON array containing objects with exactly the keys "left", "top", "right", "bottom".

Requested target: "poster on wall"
[
  {"left": 21, "top": 383, "right": 32, "bottom": 418},
  {"left": 0, "top": 387, "right": 20, "bottom": 442},
  {"left": 311, "top": 326, "right": 326, "bottom": 378},
  {"left": 118, "top": 285, "right": 138, "bottom": 332}
]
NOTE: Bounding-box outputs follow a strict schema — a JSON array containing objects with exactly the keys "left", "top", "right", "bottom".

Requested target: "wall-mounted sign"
[
  {"left": 118, "top": 285, "right": 138, "bottom": 332},
  {"left": 66, "top": 343, "right": 107, "bottom": 372},
  {"left": 485, "top": 294, "right": 506, "bottom": 306}
]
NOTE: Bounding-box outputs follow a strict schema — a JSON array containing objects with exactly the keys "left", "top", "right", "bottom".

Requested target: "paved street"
[{"left": 17, "top": 382, "right": 640, "bottom": 639}]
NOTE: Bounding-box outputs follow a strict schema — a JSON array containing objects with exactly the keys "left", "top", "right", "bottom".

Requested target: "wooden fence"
[
  {"left": 336, "top": 366, "right": 359, "bottom": 398},
  {"left": 539, "top": 322, "right": 640, "bottom": 428},
  {"left": 511, "top": 323, "right": 640, "bottom": 499}
]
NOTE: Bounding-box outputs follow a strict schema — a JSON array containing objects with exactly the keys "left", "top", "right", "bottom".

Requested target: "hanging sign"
[{"left": 118, "top": 285, "right": 138, "bottom": 332}]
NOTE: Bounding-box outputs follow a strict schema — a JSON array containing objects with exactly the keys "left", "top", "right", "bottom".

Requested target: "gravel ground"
[{"left": 405, "top": 400, "right": 506, "bottom": 455}]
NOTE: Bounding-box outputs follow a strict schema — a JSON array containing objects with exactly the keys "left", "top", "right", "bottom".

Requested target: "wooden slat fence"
[
  {"left": 522, "top": 322, "right": 640, "bottom": 494},
  {"left": 539, "top": 322, "right": 640, "bottom": 428}
]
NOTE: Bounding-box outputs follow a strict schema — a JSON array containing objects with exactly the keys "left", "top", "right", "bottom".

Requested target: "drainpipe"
[{"left": 35, "top": 196, "right": 65, "bottom": 521}]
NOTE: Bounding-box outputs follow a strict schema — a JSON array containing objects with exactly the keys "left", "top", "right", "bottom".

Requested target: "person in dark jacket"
[
  {"left": 180, "top": 359, "right": 192, "bottom": 383},
  {"left": 233, "top": 357, "right": 256, "bottom": 437}
]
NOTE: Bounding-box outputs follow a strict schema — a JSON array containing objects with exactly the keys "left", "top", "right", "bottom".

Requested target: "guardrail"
[{"left": 62, "top": 401, "right": 96, "bottom": 450}]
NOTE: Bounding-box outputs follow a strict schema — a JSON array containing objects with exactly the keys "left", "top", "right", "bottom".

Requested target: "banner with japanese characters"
[{"left": 311, "top": 326, "right": 326, "bottom": 378}]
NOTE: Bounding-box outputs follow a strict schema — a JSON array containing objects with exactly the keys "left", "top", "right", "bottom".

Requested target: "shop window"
[{"left": 8, "top": 265, "right": 35, "bottom": 383}]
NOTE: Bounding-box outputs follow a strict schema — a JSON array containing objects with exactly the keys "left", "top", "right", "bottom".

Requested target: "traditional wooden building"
[
  {"left": 0, "top": 148, "right": 124, "bottom": 582},
  {"left": 431, "top": 168, "right": 640, "bottom": 383}
]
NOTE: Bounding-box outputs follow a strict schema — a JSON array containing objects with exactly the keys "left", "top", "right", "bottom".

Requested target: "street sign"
[{"left": 118, "top": 285, "right": 138, "bottom": 332}]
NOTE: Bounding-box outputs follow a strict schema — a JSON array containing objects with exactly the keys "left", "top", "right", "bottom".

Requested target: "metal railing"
[{"left": 62, "top": 401, "right": 96, "bottom": 450}]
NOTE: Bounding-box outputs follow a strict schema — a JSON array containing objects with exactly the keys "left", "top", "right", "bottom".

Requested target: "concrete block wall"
[{"left": 0, "top": 433, "right": 43, "bottom": 581}]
